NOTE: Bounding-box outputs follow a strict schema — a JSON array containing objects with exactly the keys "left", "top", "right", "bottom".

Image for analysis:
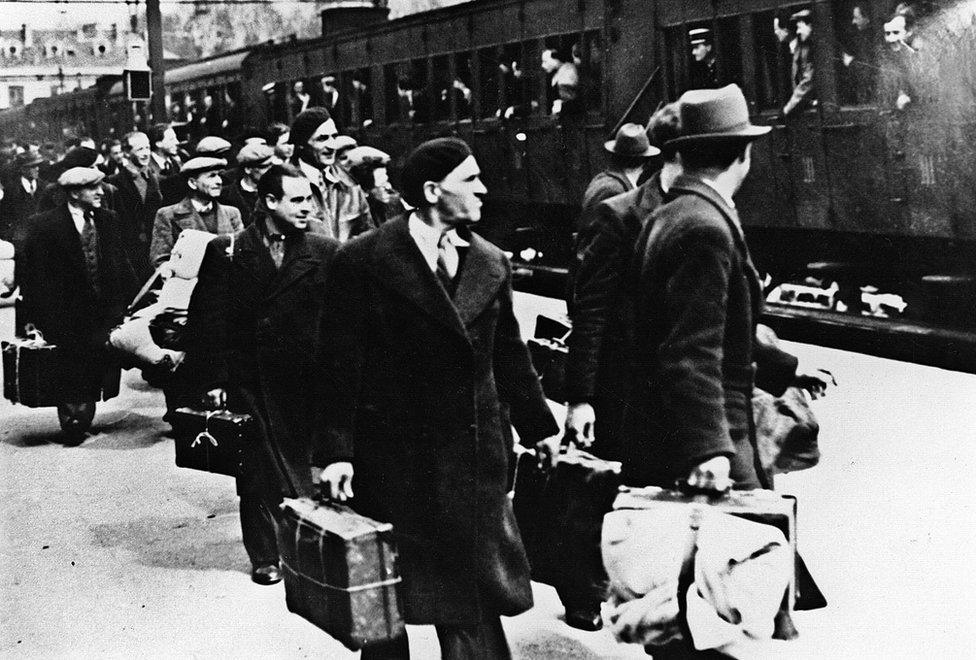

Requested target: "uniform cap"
[
  {"left": 180, "top": 156, "right": 227, "bottom": 176},
  {"left": 58, "top": 166, "right": 105, "bottom": 188},
  {"left": 689, "top": 27, "right": 712, "bottom": 46},
  {"left": 236, "top": 143, "right": 275, "bottom": 166},
  {"left": 194, "top": 136, "right": 232, "bottom": 155}
]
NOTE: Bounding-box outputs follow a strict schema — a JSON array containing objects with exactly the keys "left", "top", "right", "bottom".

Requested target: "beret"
[
  {"left": 194, "top": 136, "right": 232, "bottom": 155},
  {"left": 60, "top": 146, "right": 99, "bottom": 169},
  {"left": 333, "top": 135, "right": 358, "bottom": 152},
  {"left": 400, "top": 137, "right": 472, "bottom": 208},
  {"left": 289, "top": 107, "right": 332, "bottom": 147},
  {"left": 346, "top": 146, "right": 391, "bottom": 168},
  {"left": 181, "top": 156, "right": 227, "bottom": 176},
  {"left": 236, "top": 143, "right": 275, "bottom": 166},
  {"left": 58, "top": 166, "right": 105, "bottom": 188}
]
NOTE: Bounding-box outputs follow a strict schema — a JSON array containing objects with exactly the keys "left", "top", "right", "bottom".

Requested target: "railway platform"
[{"left": 2, "top": 296, "right": 975, "bottom": 658}]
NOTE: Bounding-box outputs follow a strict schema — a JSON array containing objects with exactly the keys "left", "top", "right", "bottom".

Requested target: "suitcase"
[
  {"left": 277, "top": 497, "right": 405, "bottom": 651},
  {"left": 511, "top": 447, "right": 621, "bottom": 608},
  {"left": 171, "top": 407, "right": 252, "bottom": 477},
  {"left": 527, "top": 314, "right": 571, "bottom": 403},
  {"left": 3, "top": 337, "right": 62, "bottom": 407},
  {"left": 608, "top": 486, "right": 804, "bottom": 623}
]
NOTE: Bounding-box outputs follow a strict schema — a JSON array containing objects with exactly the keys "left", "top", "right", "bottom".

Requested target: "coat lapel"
[
  {"left": 452, "top": 233, "right": 506, "bottom": 328},
  {"left": 369, "top": 216, "right": 467, "bottom": 339},
  {"left": 54, "top": 205, "right": 86, "bottom": 277},
  {"left": 232, "top": 225, "right": 277, "bottom": 287},
  {"left": 267, "top": 234, "right": 316, "bottom": 300}
]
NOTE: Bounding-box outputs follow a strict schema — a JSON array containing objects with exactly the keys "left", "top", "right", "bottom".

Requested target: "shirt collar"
[
  {"left": 190, "top": 197, "right": 214, "bottom": 214},
  {"left": 151, "top": 152, "right": 167, "bottom": 168},
  {"left": 701, "top": 178, "right": 736, "bottom": 209},
  {"left": 297, "top": 158, "right": 324, "bottom": 187},
  {"left": 67, "top": 203, "right": 87, "bottom": 233},
  {"left": 21, "top": 177, "right": 34, "bottom": 193}
]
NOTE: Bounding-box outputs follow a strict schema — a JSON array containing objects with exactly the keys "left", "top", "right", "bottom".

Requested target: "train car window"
[
  {"left": 225, "top": 82, "right": 242, "bottom": 137},
  {"left": 834, "top": 0, "right": 878, "bottom": 105},
  {"left": 316, "top": 73, "right": 341, "bottom": 117},
  {"left": 716, "top": 17, "right": 744, "bottom": 89},
  {"left": 348, "top": 68, "right": 372, "bottom": 128},
  {"left": 752, "top": 10, "right": 793, "bottom": 111},
  {"left": 290, "top": 79, "right": 313, "bottom": 119},
  {"left": 500, "top": 42, "right": 532, "bottom": 119},
  {"left": 432, "top": 54, "right": 452, "bottom": 122},
  {"left": 453, "top": 52, "right": 473, "bottom": 121},
  {"left": 408, "top": 58, "right": 430, "bottom": 124},
  {"left": 542, "top": 34, "right": 582, "bottom": 117},
  {"left": 663, "top": 27, "right": 685, "bottom": 100},
  {"left": 478, "top": 47, "right": 501, "bottom": 119}
]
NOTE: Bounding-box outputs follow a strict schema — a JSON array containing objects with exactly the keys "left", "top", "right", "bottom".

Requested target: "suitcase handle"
[{"left": 673, "top": 479, "right": 734, "bottom": 501}]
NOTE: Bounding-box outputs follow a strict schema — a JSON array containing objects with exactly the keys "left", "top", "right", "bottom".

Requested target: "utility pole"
[{"left": 146, "top": 0, "right": 166, "bottom": 122}]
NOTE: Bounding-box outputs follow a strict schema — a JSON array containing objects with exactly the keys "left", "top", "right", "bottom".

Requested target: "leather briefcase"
[{"left": 171, "top": 407, "right": 252, "bottom": 477}]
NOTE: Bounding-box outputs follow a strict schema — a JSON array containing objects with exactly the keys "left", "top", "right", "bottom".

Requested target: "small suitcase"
[
  {"left": 171, "top": 407, "right": 251, "bottom": 477},
  {"left": 512, "top": 447, "right": 621, "bottom": 608},
  {"left": 527, "top": 314, "right": 571, "bottom": 403},
  {"left": 2, "top": 336, "right": 62, "bottom": 407},
  {"left": 277, "top": 497, "right": 405, "bottom": 651}
]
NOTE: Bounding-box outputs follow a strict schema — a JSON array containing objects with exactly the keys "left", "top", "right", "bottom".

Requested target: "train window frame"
[
  {"left": 453, "top": 51, "right": 474, "bottom": 123},
  {"left": 431, "top": 53, "right": 453, "bottom": 123},
  {"left": 477, "top": 45, "right": 502, "bottom": 120}
]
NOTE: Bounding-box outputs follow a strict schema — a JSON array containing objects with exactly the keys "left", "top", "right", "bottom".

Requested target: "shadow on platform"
[{"left": 1, "top": 410, "right": 170, "bottom": 450}]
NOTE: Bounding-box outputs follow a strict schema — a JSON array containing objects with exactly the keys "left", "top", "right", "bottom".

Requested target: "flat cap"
[
  {"left": 236, "top": 143, "right": 275, "bottom": 166},
  {"left": 790, "top": 8, "right": 812, "bottom": 23},
  {"left": 333, "top": 135, "right": 358, "bottom": 152},
  {"left": 16, "top": 152, "right": 45, "bottom": 169},
  {"left": 346, "top": 145, "right": 391, "bottom": 168},
  {"left": 58, "top": 166, "right": 105, "bottom": 188},
  {"left": 194, "top": 136, "right": 232, "bottom": 156},
  {"left": 180, "top": 156, "right": 227, "bottom": 176}
]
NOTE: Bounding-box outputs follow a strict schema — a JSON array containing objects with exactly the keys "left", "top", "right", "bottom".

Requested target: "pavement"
[{"left": 2, "top": 295, "right": 976, "bottom": 658}]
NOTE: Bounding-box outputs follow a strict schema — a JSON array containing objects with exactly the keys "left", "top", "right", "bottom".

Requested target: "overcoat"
[
  {"left": 218, "top": 178, "right": 259, "bottom": 228},
  {"left": 149, "top": 197, "right": 242, "bottom": 266},
  {"left": 105, "top": 169, "right": 163, "bottom": 281},
  {"left": 192, "top": 220, "right": 339, "bottom": 498},
  {"left": 16, "top": 204, "right": 137, "bottom": 399},
  {"left": 0, "top": 180, "right": 39, "bottom": 251},
  {"left": 311, "top": 215, "right": 558, "bottom": 626},
  {"left": 622, "top": 176, "right": 768, "bottom": 490},
  {"left": 576, "top": 166, "right": 633, "bottom": 231},
  {"left": 566, "top": 172, "right": 666, "bottom": 460}
]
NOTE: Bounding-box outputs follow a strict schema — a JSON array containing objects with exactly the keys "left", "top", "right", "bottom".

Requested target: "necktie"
[
  {"left": 81, "top": 212, "right": 100, "bottom": 295},
  {"left": 436, "top": 233, "right": 458, "bottom": 295},
  {"left": 267, "top": 234, "right": 285, "bottom": 269}
]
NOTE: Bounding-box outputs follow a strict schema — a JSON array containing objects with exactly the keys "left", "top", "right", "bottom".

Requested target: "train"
[{"left": 1, "top": 0, "right": 975, "bottom": 371}]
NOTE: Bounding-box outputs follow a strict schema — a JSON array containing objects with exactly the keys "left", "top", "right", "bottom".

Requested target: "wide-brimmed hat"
[
  {"left": 666, "top": 85, "right": 770, "bottom": 148},
  {"left": 604, "top": 123, "right": 661, "bottom": 158}
]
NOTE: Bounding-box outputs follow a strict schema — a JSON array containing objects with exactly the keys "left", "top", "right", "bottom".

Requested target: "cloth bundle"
[
  {"left": 109, "top": 229, "right": 218, "bottom": 369},
  {"left": 602, "top": 500, "right": 793, "bottom": 658}
]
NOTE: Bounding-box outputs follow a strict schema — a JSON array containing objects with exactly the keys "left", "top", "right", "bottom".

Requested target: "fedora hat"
[
  {"left": 604, "top": 123, "right": 661, "bottom": 158},
  {"left": 665, "top": 84, "right": 770, "bottom": 148}
]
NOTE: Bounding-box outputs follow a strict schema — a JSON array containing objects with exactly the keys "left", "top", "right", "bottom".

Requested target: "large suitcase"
[
  {"left": 511, "top": 447, "right": 621, "bottom": 610},
  {"left": 171, "top": 407, "right": 252, "bottom": 477},
  {"left": 2, "top": 334, "right": 120, "bottom": 407},
  {"left": 277, "top": 497, "right": 405, "bottom": 651}
]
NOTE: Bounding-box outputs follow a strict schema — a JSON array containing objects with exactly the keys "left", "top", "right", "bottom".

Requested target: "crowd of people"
[{"left": 0, "top": 73, "right": 843, "bottom": 657}]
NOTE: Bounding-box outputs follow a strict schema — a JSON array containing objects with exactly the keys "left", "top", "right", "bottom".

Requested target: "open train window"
[
  {"left": 432, "top": 54, "right": 452, "bottom": 122},
  {"left": 542, "top": 33, "right": 583, "bottom": 116},
  {"left": 384, "top": 63, "right": 401, "bottom": 123},
  {"left": 500, "top": 41, "right": 532, "bottom": 119},
  {"left": 833, "top": 0, "right": 879, "bottom": 105},
  {"left": 752, "top": 10, "right": 793, "bottom": 111},
  {"left": 478, "top": 46, "right": 501, "bottom": 118},
  {"left": 580, "top": 30, "right": 603, "bottom": 113},
  {"left": 454, "top": 52, "right": 473, "bottom": 121},
  {"left": 347, "top": 67, "right": 372, "bottom": 128}
]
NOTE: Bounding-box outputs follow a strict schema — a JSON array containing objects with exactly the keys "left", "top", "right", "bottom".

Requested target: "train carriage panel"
[
  {"left": 785, "top": 115, "right": 831, "bottom": 230},
  {"left": 820, "top": 114, "right": 889, "bottom": 234},
  {"left": 898, "top": 118, "right": 954, "bottom": 239}
]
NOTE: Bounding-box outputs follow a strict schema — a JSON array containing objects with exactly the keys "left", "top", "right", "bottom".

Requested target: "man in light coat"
[{"left": 315, "top": 137, "right": 560, "bottom": 659}]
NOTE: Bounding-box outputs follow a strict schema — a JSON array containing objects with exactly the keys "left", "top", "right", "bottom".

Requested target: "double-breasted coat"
[
  {"left": 16, "top": 205, "right": 137, "bottom": 400},
  {"left": 149, "top": 197, "right": 242, "bottom": 266},
  {"left": 192, "top": 220, "right": 339, "bottom": 498},
  {"left": 622, "top": 175, "right": 769, "bottom": 490},
  {"left": 311, "top": 215, "right": 558, "bottom": 626}
]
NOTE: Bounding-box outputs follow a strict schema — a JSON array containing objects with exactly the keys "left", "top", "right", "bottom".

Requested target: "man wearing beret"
[
  {"left": 149, "top": 156, "right": 243, "bottom": 266},
  {"left": 105, "top": 131, "right": 164, "bottom": 282},
  {"left": 314, "top": 137, "right": 560, "bottom": 659},
  {"left": 193, "top": 164, "right": 339, "bottom": 585},
  {"left": 16, "top": 167, "right": 137, "bottom": 443},
  {"left": 219, "top": 143, "right": 275, "bottom": 227},
  {"left": 288, "top": 106, "right": 374, "bottom": 242}
]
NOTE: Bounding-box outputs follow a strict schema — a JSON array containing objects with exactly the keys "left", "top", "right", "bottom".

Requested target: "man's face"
[
  {"left": 126, "top": 134, "right": 151, "bottom": 169},
  {"left": 852, "top": 7, "right": 870, "bottom": 31},
  {"left": 109, "top": 145, "right": 124, "bottom": 164},
  {"left": 371, "top": 166, "right": 392, "bottom": 205},
  {"left": 21, "top": 165, "right": 38, "bottom": 181},
  {"left": 541, "top": 50, "right": 559, "bottom": 73},
  {"left": 294, "top": 81, "right": 305, "bottom": 95},
  {"left": 189, "top": 170, "right": 222, "bottom": 199},
  {"left": 71, "top": 184, "right": 103, "bottom": 210},
  {"left": 431, "top": 155, "right": 487, "bottom": 226},
  {"left": 795, "top": 20, "right": 812, "bottom": 41},
  {"left": 267, "top": 175, "right": 314, "bottom": 231},
  {"left": 305, "top": 118, "right": 339, "bottom": 168},
  {"left": 885, "top": 17, "right": 908, "bottom": 48},
  {"left": 691, "top": 43, "right": 711, "bottom": 62},
  {"left": 157, "top": 128, "right": 179, "bottom": 156}
]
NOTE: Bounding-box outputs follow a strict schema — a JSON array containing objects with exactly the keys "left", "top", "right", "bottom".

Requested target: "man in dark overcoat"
[
  {"left": 315, "top": 138, "right": 560, "bottom": 659},
  {"left": 193, "top": 164, "right": 339, "bottom": 585},
  {"left": 783, "top": 9, "right": 816, "bottom": 117},
  {"left": 218, "top": 143, "right": 275, "bottom": 227},
  {"left": 105, "top": 132, "right": 163, "bottom": 282},
  {"left": 16, "top": 167, "right": 137, "bottom": 442},
  {"left": 0, "top": 152, "right": 44, "bottom": 252}
]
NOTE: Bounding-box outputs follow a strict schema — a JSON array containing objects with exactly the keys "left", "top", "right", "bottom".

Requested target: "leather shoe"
[
  {"left": 565, "top": 608, "right": 603, "bottom": 632},
  {"left": 251, "top": 563, "right": 282, "bottom": 585}
]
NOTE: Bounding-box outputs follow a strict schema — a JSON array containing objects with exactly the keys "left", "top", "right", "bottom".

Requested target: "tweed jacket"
[{"left": 149, "top": 197, "right": 242, "bottom": 266}]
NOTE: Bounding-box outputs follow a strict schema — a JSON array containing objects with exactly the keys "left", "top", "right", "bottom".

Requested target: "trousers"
[{"left": 360, "top": 616, "right": 512, "bottom": 660}]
